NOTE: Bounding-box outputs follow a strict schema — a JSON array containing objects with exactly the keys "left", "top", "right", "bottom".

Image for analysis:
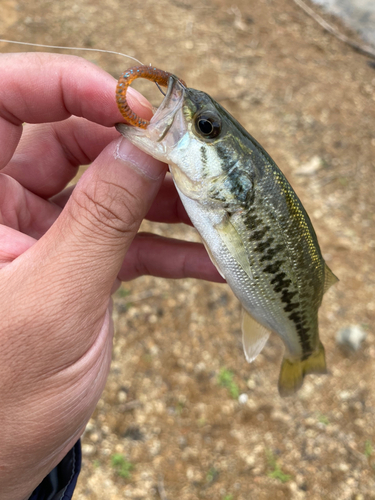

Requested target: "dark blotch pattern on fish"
[
  {"left": 284, "top": 302, "right": 299, "bottom": 312},
  {"left": 245, "top": 214, "right": 261, "bottom": 231},
  {"left": 200, "top": 146, "right": 208, "bottom": 164},
  {"left": 216, "top": 144, "right": 255, "bottom": 206},
  {"left": 271, "top": 272, "right": 292, "bottom": 293},
  {"left": 281, "top": 289, "right": 297, "bottom": 305},
  {"left": 251, "top": 227, "right": 270, "bottom": 241},
  {"left": 263, "top": 260, "right": 283, "bottom": 275},
  {"left": 216, "top": 144, "right": 238, "bottom": 172},
  {"left": 288, "top": 311, "right": 311, "bottom": 357},
  {"left": 260, "top": 243, "right": 284, "bottom": 262},
  {"left": 200, "top": 146, "right": 208, "bottom": 178},
  {"left": 254, "top": 237, "right": 274, "bottom": 253}
]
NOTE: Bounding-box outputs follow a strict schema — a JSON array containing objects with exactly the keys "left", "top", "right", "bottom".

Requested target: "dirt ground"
[{"left": 1, "top": 0, "right": 375, "bottom": 498}]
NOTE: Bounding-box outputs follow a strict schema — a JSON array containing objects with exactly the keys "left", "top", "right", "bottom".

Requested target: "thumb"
[
  {"left": 63, "top": 136, "right": 167, "bottom": 279},
  {"left": 55, "top": 137, "right": 167, "bottom": 288},
  {"left": 13, "top": 137, "right": 166, "bottom": 364}
]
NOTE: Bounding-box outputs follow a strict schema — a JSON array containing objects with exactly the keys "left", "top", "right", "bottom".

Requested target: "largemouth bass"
[{"left": 116, "top": 76, "right": 338, "bottom": 396}]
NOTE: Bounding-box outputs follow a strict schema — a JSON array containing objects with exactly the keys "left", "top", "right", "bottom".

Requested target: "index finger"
[{"left": 0, "top": 52, "right": 152, "bottom": 168}]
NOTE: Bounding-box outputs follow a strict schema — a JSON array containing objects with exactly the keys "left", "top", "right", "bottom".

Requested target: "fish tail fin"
[{"left": 278, "top": 342, "right": 327, "bottom": 397}]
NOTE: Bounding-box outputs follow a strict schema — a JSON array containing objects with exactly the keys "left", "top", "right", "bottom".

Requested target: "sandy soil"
[{"left": 1, "top": 0, "right": 375, "bottom": 498}]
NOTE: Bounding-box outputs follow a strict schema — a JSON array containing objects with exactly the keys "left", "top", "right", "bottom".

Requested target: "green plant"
[
  {"left": 143, "top": 353, "right": 152, "bottom": 364},
  {"left": 318, "top": 414, "right": 330, "bottom": 425},
  {"left": 266, "top": 449, "right": 291, "bottom": 483},
  {"left": 111, "top": 454, "right": 134, "bottom": 479},
  {"left": 197, "top": 417, "right": 206, "bottom": 427},
  {"left": 116, "top": 286, "right": 131, "bottom": 298},
  {"left": 176, "top": 400, "right": 185, "bottom": 415},
  {"left": 365, "top": 440, "right": 373, "bottom": 458},
  {"left": 365, "top": 440, "right": 375, "bottom": 470},
  {"left": 206, "top": 466, "right": 219, "bottom": 483},
  {"left": 223, "top": 495, "right": 233, "bottom": 500},
  {"left": 218, "top": 368, "right": 240, "bottom": 399}
]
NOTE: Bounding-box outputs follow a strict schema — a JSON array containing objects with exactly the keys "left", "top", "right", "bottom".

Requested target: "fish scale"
[{"left": 116, "top": 73, "right": 338, "bottom": 396}]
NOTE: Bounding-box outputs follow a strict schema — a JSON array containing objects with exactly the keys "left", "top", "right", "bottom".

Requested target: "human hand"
[{"left": 0, "top": 52, "right": 223, "bottom": 500}]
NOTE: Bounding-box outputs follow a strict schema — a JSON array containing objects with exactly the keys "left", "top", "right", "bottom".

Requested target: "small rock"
[
  {"left": 247, "top": 378, "right": 256, "bottom": 390},
  {"left": 338, "top": 462, "right": 349, "bottom": 472},
  {"left": 149, "top": 439, "right": 161, "bottom": 456},
  {"left": 336, "top": 325, "right": 367, "bottom": 351},
  {"left": 82, "top": 443, "right": 96, "bottom": 456},
  {"left": 339, "top": 390, "right": 351, "bottom": 401},
  {"left": 118, "top": 390, "right": 127, "bottom": 403},
  {"left": 148, "top": 314, "right": 158, "bottom": 324},
  {"left": 90, "top": 432, "right": 100, "bottom": 443},
  {"left": 85, "top": 420, "right": 95, "bottom": 432},
  {"left": 295, "top": 156, "right": 323, "bottom": 176},
  {"left": 186, "top": 466, "right": 203, "bottom": 482},
  {"left": 194, "top": 361, "right": 206, "bottom": 373},
  {"left": 270, "top": 410, "right": 290, "bottom": 423},
  {"left": 354, "top": 418, "right": 365, "bottom": 428},
  {"left": 178, "top": 436, "right": 187, "bottom": 449},
  {"left": 299, "top": 381, "right": 314, "bottom": 400},
  {"left": 238, "top": 393, "right": 249, "bottom": 404},
  {"left": 244, "top": 454, "right": 256, "bottom": 467}
]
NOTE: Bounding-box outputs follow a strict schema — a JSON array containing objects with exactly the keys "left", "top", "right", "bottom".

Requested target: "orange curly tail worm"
[{"left": 116, "top": 65, "right": 186, "bottom": 129}]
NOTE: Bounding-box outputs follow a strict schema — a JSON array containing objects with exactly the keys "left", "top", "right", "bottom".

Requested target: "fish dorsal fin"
[
  {"left": 241, "top": 308, "right": 270, "bottom": 363},
  {"left": 215, "top": 218, "right": 253, "bottom": 280},
  {"left": 323, "top": 263, "right": 339, "bottom": 294}
]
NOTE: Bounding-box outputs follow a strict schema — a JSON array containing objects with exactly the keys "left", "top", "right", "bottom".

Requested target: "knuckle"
[
  {"left": 71, "top": 180, "right": 143, "bottom": 237},
  {"left": 135, "top": 247, "right": 151, "bottom": 278}
]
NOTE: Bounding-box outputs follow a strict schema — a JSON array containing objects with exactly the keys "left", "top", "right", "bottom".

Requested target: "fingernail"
[{"left": 115, "top": 138, "right": 167, "bottom": 180}]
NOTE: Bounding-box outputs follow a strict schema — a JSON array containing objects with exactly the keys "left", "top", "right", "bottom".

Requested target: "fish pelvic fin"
[
  {"left": 200, "top": 237, "right": 226, "bottom": 279},
  {"left": 278, "top": 341, "right": 327, "bottom": 397},
  {"left": 241, "top": 308, "right": 270, "bottom": 363}
]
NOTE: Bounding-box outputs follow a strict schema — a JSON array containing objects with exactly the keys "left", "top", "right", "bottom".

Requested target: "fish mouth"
[
  {"left": 116, "top": 76, "right": 186, "bottom": 145},
  {"left": 153, "top": 76, "right": 186, "bottom": 141}
]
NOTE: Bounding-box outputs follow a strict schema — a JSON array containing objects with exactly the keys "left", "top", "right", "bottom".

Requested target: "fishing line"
[
  {"left": 0, "top": 38, "right": 144, "bottom": 65},
  {"left": 0, "top": 39, "right": 182, "bottom": 122}
]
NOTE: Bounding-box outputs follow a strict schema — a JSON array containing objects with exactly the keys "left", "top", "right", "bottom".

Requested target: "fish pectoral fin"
[
  {"left": 215, "top": 218, "right": 253, "bottom": 280},
  {"left": 278, "top": 342, "right": 327, "bottom": 397},
  {"left": 323, "top": 263, "right": 339, "bottom": 294},
  {"left": 241, "top": 308, "right": 270, "bottom": 363}
]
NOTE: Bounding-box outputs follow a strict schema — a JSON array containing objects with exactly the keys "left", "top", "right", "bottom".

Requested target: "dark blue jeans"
[{"left": 29, "top": 441, "right": 81, "bottom": 500}]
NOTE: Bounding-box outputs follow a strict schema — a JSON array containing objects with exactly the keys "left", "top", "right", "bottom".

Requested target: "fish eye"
[{"left": 194, "top": 112, "right": 222, "bottom": 139}]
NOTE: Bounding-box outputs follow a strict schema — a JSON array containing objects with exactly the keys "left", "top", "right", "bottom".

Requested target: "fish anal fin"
[
  {"left": 278, "top": 341, "right": 327, "bottom": 397},
  {"left": 241, "top": 308, "right": 270, "bottom": 363},
  {"left": 324, "top": 263, "right": 339, "bottom": 294}
]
